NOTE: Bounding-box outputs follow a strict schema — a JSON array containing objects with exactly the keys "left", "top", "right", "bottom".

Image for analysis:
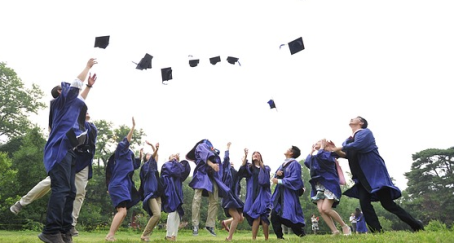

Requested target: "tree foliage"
[
  {"left": 0, "top": 62, "right": 46, "bottom": 139},
  {"left": 403, "top": 147, "right": 454, "bottom": 226}
]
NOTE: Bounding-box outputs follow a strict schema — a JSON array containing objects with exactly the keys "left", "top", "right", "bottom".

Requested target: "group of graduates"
[
  {"left": 19, "top": 58, "right": 424, "bottom": 243},
  {"left": 105, "top": 128, "right": 307, "bottom": 241}
]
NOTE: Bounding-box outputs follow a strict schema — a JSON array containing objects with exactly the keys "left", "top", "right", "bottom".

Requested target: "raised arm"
[
  {"left": 146, "top": 140, "right": 159, "bottom": 160},
  {"left": 79, "top": 58, "right": 97, "bottom": 100},
  {"left": 126, "top": 117, "right": 135, "bottom": 142}
]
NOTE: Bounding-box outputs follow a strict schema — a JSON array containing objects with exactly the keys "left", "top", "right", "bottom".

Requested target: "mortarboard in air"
[
  {"left": 227, "top": 56, "right": 240, "bottom": 65},
  {"left": 267, "top": 99, "right": 277, "bottom": 110},
  {"left": 209, "top": 56, "right": 221, "bottom": 65},
  {"left": 94, "top": 36, "right": 110, "bottom": 49},
  {"left": 136, "top": 53, "right": 153, "bottom": 70},
  {"left": 189, "top": 59, "right": 199, "bottom": 67},
  {"left": 161, "top": 67, "right": 172, "bottom": 84},
  {"left": 288, "top": 37, "right": 305, "bottom": 55}
]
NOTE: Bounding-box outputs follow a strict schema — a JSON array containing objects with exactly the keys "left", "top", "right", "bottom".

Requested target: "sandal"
[
  {"left": 105, "top": 235, "right": 116, "bottom": 242},
  {"left": 221, "top": 220, "right": 230, "bottom": 232},
  {"left": 342, "top": 225, "right": 352, "bottom": 236}
]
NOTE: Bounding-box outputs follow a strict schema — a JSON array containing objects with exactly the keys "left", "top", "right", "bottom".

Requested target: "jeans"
[{"left": 43, "top": 150, "right": 76, "bottom": 234}]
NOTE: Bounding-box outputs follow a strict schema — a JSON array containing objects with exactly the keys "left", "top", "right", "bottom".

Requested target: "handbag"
[{"left": 335, "top": 159, "right": 346, "bottom": 185}]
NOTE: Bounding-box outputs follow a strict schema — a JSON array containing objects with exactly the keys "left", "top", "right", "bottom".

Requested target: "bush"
[{"left": 425, "top": 220, "right": 447, "bottom": 231}]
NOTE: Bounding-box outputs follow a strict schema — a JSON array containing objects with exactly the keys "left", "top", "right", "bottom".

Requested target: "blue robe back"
[
  {"left": 44, "top": 81, "right": 87, "bottom": 173},
  {"left": 161, "top": 160, "right": 191, "bottom": 218},
  {"left": 107, "top": 137, "right": 141, "bottom": 209}
]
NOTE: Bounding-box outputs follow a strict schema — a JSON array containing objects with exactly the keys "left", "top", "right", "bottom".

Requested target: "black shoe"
[
  {"left": 38, "top": 233, "right": 64, "bottom": 243},
  {"left": 414, "top": 220, "right": 425, "bottom": 232},
  {"left": 205, "top": 226, "right": 217, "bottom": 236},
  {"left": 61, "top": 232, "right": 73, "bottom": 243}
]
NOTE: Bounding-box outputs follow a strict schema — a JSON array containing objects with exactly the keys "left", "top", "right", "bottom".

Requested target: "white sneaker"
[{"left": 10, "top": 201, "right": 22, "bottom": 215}]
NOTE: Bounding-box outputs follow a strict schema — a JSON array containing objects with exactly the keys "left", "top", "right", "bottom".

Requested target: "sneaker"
[
  {"left": 38, "top": 233, "right": 65, "bottom": 243},
  {"left": 61, "top": 232, "right": 73, "bottom": 243},
  {"left": 10, "top": 201, "right": 22, "bottom": 215},
  {"left": 70, "top": 226, "right": 79, "bottom": 237},
  {"left": 205, "top": 226, "right": 217, "bottom": 236},
  {"left": 192, "top": 226, "right": 199, "bottom": 236}
]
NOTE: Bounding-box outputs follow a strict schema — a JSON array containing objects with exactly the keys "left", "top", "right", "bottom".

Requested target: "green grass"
[{"left": 0, "top": 229, "right": 452, "bottom": 243}]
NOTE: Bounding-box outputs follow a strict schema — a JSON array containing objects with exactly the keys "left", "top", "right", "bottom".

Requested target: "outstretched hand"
[
  {"left": 87, "top": 73, "right": 97, "bottom": 86},
  {"left": 87, "top": 58, "right": 98, "bottom": 68},
  {"left": 132, "top": 117, "right": 135, "bottom": 127}
]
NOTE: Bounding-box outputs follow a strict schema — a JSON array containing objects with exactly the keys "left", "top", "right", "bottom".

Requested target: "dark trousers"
[
  {"left": 43, "top": 150, "right": 76, "bottom": 234},
  {"left": 271, "top": 210, "right": 305, "bottom": 239},
  {"left": 357, "top": 183, "right": 422, "bottom": 232}
]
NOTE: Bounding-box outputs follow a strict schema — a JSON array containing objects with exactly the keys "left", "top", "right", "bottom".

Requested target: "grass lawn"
[{"left": 0, "top": 229, "right": 451, "bottom": 243}]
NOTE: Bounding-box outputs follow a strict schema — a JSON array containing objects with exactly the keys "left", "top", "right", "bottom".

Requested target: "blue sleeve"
[
  {"left": 282, "top": 162, "right": 303, "bottom": 190},
  {"left": 304, "top": 155, "right": 312, "bottom": 169},
  {"left": 342, "top": 129, "right": 373, "bottom": 152}
]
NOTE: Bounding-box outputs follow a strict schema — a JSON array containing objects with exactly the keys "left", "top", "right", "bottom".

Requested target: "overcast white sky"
[{"left": 1, "top": 0, "right": 454, "bottom": 190}]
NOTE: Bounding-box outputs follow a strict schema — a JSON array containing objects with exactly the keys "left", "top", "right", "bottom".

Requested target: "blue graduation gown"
[
  {"left": 108, "top": 137, "right": 141, "bottom": 209},
  {"left": 220, "top": 151, "right": 244, "bottom": 217},
  {"left": 75, "top": 121, "right": 98, "bottom": 179},
  {"left": 161, "top": 160, "right": 191, "bottom": 218},
  {"left": 304, "top": 150, "right": 342, "bottom": 207},
  {"left": 139, "top": 156, "right": 161, "bottom": 217},
  {"left": 44, "top": 81, "right": 87, "bottom": 173},
  {"left": 188, "top": 142, "right": 230, "bottom": 197},
  {"left": 355, "top": 213, "right": 368, "bottom": 233},
  {"left": 342, "top": 128, "right": 401, "bottom": 201},
  {"left": 239, "top": 163, "right": 272, "bottom": 226},
  {"left": 271, "top": 160, "right": 305, "bottom": 226}
]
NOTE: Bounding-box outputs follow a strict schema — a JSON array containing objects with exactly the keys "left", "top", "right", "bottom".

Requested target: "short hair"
[
  {"left": 291, "top": 145, "right": 301, "bottom": 159},
  {"left": 358, "top": 116, "right": 368, "bottom": 128},
  {"left": 51, "top": 85, "right": 61, "bottom": 98}
]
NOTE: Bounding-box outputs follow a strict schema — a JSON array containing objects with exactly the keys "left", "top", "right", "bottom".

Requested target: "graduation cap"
[
  {"left": 161, "top": 67, "right": 172, "bottom": 84},
  {"left": 94, "top": 36, "right": 110, "bottom": 49},
  {"left": 135, "top": 53, "right": 153, "bottom": 70},
  {"left": 288, "top": 37, "right": 305, "bottom": 55},
  {"left": 189, "top": 59, "right": 199, "bottom": 67},
  {"left": 209, "top": 56, "right": 221, "bottom": 65},
  {"left": 227, "top": 56, "right": 240, "bottom": 65},
  {"left": 267, "top": 99, "right": 277, "bottom": 111}
]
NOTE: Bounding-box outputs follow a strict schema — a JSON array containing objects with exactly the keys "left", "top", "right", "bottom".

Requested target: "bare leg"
[
  {"left": 317, "top": 199, "right": 338, "bottom": 234},
  {"left": 106, "top": 207, "right": 127, "bottom": 240},
  {"left": 252, "top": 218, "right": 260, "bottom": 240},
  {"left": 320, "top": 199, "right": 350, "bottom": 234},
  {"left": 261, "top": 219, "right": 269, "bottom": 240},
  {"left": 226, "top": 209, "right": 244, "bottom": 241}
]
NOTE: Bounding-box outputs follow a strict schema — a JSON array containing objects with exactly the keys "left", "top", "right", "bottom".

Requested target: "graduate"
[
  {"left": 333, "top": 116, "right": 424, "bottom": 232},
  {"left": 160, "top": 153, "right": 191, "bottom": 241},
  {"left": 238, "top": 148, "right": 272, "bottom": 240},
  {"left": 270, "top": 146, "right": 306, "bottom": 239},
  {"left": 186, "top": 139, "right": 230, "bottom": 237},
  {"left": 138, "top": 141, "right": 162, "bottom": 242},
  {"left": 105, "top": 117, "right": 141, "bottom": 242},
  {"left": 220, "top": 142, "right": 244, "bottom": 241},
  {"left": 304, "top": 139, "right": 351, "bottom": 236},
  {"left": 39, "top": 58, "right": 97, "bottom": 243}
]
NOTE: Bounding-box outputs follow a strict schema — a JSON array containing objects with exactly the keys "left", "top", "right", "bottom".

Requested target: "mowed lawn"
[{"left": 0, "top": 229, "right": 451, "bottom": 243}]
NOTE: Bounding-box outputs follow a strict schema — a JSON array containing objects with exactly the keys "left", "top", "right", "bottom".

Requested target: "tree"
[
  {"left": 0, "top": 62, "right": 46, "bottom": 139},
  {"left": 403, "top": 147, "right": 454, "bottom": 226}
]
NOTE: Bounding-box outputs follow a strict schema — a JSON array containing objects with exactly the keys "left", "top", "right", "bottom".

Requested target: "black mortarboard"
[
  {"left": 189, "top": 59, "right": 199, "bottom": 67},
  {"left": 136, "top": 53, "right": 153, "bottom": 70},
  {"left": 161, "top": 67, "right": 172, "bottom": 84},
  {"left": 267, "top": 99, "right": 277, "bottom": 109},
  {"left": 209, "top": 56, "right": 221, "bottom": 65},
  {"left": 288, "top": 37, "right": 305, "bottom": 55},
  {"left": 94, "top": 36, "right": 110, "bottom": 49},
  {"left": 227, "top": 56, "right": 239, "bottom": 65}
]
